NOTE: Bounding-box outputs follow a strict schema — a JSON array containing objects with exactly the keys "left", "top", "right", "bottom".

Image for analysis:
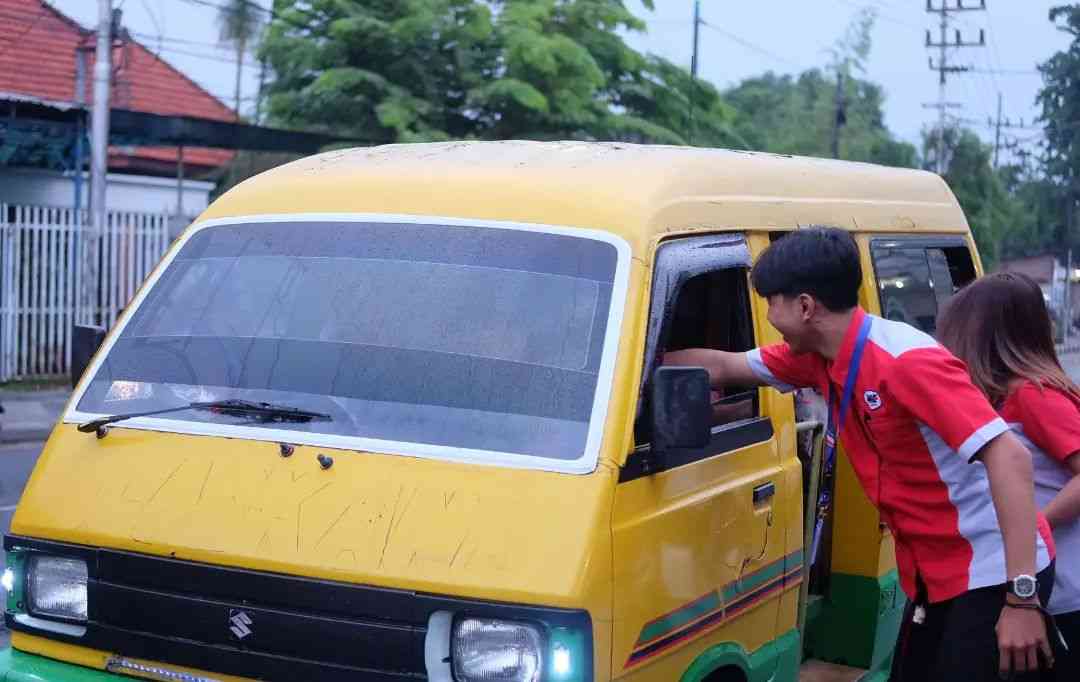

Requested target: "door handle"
[{"left": 753, "top": 482, "right": 776, "bottom": 505}]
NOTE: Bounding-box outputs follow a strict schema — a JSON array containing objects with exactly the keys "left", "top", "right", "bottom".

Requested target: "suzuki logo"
[{"left": 229, "top": 609, "right": 253, "bottom": 640}]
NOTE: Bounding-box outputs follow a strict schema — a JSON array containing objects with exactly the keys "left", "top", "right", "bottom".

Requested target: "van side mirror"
[
  {"left": 650, "top": 366, "right": 712, "bottom": 460},
  {"left": 71, "top": 324, "right": 106, "bottom": 387}
]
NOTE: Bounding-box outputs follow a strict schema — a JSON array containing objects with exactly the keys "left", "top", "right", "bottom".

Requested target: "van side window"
[
  {"left": 871, "top": 240, "right": 976, "bottom": 334},
  {"left": 625, "top": 234, "right": 773, "bottom": 481},
  {"left": 664, "top": 268, "right": 759, "bottom": 427},
  {"left": 634, "top": 266, "right": 760, "bottom": 447}
]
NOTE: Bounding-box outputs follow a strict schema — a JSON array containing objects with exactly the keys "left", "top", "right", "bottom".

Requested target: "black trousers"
[
  {"left": 890, "top": 564, "right": 1064, "bottom": 681},
  {"left": 1052, "top": 609, "right": 1080, "bottom": 682}
]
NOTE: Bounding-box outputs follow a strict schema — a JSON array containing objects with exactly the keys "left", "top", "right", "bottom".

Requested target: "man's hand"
[
  {"left": 661, "top": 349, "right": 763, "bottom": 388},
  {"left": 996, "top": 600, "right": 1054, "bottom": 676}
]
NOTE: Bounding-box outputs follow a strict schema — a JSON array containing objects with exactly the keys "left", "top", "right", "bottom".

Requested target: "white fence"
[{"left": 0, "top": 204, "right": 170, "bottom": 382}]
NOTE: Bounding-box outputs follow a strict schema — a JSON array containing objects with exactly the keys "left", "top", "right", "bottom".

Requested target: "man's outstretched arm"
[{"left": 663, "top": 349, "right": 765, "bottom": 388}]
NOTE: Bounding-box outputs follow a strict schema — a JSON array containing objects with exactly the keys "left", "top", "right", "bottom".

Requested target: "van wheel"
[{"left": 703, "top": 666, "right": 747, "bottom": 682}]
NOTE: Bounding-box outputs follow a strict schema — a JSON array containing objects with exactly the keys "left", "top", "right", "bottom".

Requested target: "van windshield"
[{"left": 74, "top": 220, "right": 622, "bottom": 466}]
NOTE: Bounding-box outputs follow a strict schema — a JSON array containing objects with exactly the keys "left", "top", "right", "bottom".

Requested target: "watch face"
[{"left": 1013, "top": 575, "right": 1037, "bottom": 598}]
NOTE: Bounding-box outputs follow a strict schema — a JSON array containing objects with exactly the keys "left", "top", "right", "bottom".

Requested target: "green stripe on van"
[
  {"left": 637, "top": 591, "right": 722, "bottom": 645},
  {"left": 634, "top": 549, "right": 804, "bottom": 648}
]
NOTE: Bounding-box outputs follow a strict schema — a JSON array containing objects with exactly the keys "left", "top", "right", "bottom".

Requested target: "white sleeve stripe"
[
  {"left": 959, "top": 418, "right": 1010, "bottom": 462},
  {"left": 746, "top": 349, "right": 795, "bottom": 393}
]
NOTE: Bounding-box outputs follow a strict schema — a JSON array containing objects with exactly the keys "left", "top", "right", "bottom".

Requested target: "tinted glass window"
[
  {"left": 77, "top": 221, "right": 620, "bottom": 462},
  {"left": 927, "top": 248, "right": 958, "bottom": 310},
  {"left": 636, "top": 265, "right": 758, "bottom": 445},
  {"left": 872, "top": 242, "right": 976, "bottom": 334},
  {"left": 665, "top": 268, "right": 758, "bottom": 428},
  {"left": 873, "top": 247, "right": 938, "bottom": 333}
]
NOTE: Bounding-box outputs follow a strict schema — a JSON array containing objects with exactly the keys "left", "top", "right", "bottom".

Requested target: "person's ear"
[{"left": 797, "top": 293, "right": 816, "bottom": 322}]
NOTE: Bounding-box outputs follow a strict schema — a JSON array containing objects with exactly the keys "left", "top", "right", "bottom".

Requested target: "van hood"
[{"left": 12, "top": 425, "right": 614, "bottom": 609}]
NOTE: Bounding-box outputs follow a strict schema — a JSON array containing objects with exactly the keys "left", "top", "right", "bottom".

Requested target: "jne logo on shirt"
[{"left": 863, "top": 390, "right": 883, "bottom": 411}]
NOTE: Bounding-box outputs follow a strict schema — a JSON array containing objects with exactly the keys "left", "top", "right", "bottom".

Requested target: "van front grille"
[{"left": 7, "top": 535, "right": 431, "bottom": 681}]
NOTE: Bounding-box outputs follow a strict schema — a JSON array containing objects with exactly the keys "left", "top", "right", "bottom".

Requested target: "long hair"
[{"left": 936, "top": 272, "right": 1079, "bottom": 406}]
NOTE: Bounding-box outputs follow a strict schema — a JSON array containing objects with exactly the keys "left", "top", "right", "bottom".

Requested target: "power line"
[
  {"left": 954, "top": 50, "right": 991, "bottom": 128},
  {"left": 121, "top": 33, "right": 263, "bottom": 108},
  {"left": 967, "top": 50, "right": 999, "bottom": 136},
  {"left": 141, "top": 41, "right": 262, "bottom": 70},
  {"left": 955, "top": 118, "right": 1039, "bottom": 132},
  {"left": 983, "top": 5, "right": 1006, "bottom": 92},
  {"left": 834, "top": 0, "right": 922, "bottom": 31},
  {"left": 698, "top": 19, "right": 799, "bottom": 68},
  {"left": 967, "top": 32, "right": 999, "bottom": 104},
  {"left": 138, "top": 0, "right": 166, "bottom": 56},
  {"left": 971, "top": 68, "right": 1040, "bottom": 76},
  {"left": 178, "top": 0, "right": 246, "bottom": 13},
  {"left": 948, "top": 5, "right": 1017, "bottom": 113},
  {"left": 174, "top": 0, "right": 313, "bottom": 32},
  {"left": 131, "top": 30, "right": 226, "bottom": 50}
]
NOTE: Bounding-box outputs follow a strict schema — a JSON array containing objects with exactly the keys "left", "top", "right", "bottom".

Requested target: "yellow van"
[{"left": 1, "top": 142, "right": 982, "bottom": 682}]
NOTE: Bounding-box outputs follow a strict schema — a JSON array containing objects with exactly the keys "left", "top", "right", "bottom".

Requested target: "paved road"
[
  {"left": 0, "top": 441, "right": 43, "bottom": 532},
  {"left": 0, "top": 440, "right": 45, "bottom": 650},
  {"left": 1062, "top": 350, "right": 1080, "bottom": 383}
]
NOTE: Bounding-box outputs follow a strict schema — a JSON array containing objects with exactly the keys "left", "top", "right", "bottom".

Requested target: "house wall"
[{"left": 0, "top": 167, "right": 213, "bottom": 218}]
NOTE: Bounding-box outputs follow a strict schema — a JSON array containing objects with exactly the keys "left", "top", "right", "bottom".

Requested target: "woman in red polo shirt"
[{"left": 938, "top": 272, "right": 1080, "bottom": 681}]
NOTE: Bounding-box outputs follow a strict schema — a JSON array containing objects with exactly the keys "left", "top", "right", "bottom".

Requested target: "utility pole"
[
  {"left": 988, "top": 101, "right": 1027, "bottom": 170},
  {"left": 688, "top": 0, "right": 702, "bottom": 145},
  {"left": 925, "top": 0, "right": 986, "bottom": 174},
  {"left": 73, "top": 47, "right": 88, "bottom": 214},
  {"left": 993, "top": 92, "right": 1002, "bottom": 169},
  {"left": 88, "top": 0, "right": 113, "bottom": 325},
  {"left": 1068, "top": 181, "right": 1076, "bottom": 278},
  {"left": 254, "top": 59, "right": 267, "bottom": 125},
  {"left": 73, "top": 44, "right": 90, "bottom": 340},
  {"left": 832, "top": 71, "right": 846, "bottom": 159},
  {"left": 1066, "top": 248, "right": 1073, "bottom": 347}
]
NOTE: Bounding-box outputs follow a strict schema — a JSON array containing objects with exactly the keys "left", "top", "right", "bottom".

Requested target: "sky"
[{"left": 48, "top": 0, "right": 1072, "bottom": 159}]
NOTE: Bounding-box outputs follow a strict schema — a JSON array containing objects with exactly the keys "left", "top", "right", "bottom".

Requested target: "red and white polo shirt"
[
  {"left": 1001, "top": 381, "right": 1080, "bottom": 615},
  {"left": 747, "top": 307, "right": 1054, "bottom": 603}
]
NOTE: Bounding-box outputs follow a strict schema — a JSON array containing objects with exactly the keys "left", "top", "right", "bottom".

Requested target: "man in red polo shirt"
[{"left": 666, "top": 228, "right": 1058, "bottom": 680}]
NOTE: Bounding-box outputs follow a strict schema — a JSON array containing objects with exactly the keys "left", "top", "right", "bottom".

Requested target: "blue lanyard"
[{"left": 809, "top": 314, "right": 873, "bottom": 566}]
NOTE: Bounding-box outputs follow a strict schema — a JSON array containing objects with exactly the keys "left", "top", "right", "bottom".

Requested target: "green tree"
[
  {"left": 258, "top": 0, "right": 752, "bottom": 145},
  {"left": 722, "top": 69, "right": 915, "bottom": 166},
  {"left": 218, "top": 0, "right": 265, "bottom": 118},
  {"left": 613, "top": 54, "right": 747, "bottom": 147},
  {"left": 474, "top": 0, "right": 644, "bottom": 139},
  {"left": 261, "top": 0, "right": 494, "bottom": 142},
  {"left": 721, "top": 9, "right": 916, "bottom": 167},
  {"left": 1036, "top": 5, "right": 1080, "bottom": 250},
  {"left": 261, "top": 0, "right": 730, "bottom": 144},
  {"left": 997, "top": 168, "right": 1060, "bottom": 260},
  {"left": 922, "top": 127, "right": 1030, "bottom": 268}
]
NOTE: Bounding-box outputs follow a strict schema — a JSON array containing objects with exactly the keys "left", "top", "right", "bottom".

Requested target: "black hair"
[{"left": 750, "top": 227, "right": 861, "bottom": 312}]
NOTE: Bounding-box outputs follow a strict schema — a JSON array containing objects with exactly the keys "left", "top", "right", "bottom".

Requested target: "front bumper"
[
  {"left": 0, "top": 647, "right": 118, "bottom": 681},
  {"left": 0, "top": 645, "right": 247, "bottom": 682}
]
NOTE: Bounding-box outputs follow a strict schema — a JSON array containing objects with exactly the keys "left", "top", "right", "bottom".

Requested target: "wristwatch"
[{"left": 1008, "top": 574, "right": 1038, "bottom": 600}]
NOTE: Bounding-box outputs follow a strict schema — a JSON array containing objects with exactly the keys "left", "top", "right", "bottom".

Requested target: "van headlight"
[
  {"left": 452, "top": 617, "right": 544, "bottom": 682},
  {"left": 428, "top": 612, "right": 589, "bottom": 682},
  {"left": 27, "top": 555, "right": 88, "bottom": 621}
]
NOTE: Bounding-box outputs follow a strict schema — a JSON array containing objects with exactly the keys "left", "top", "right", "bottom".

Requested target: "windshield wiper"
[{"left": 77, "top": 399, "right": 332, "bottom": 434}]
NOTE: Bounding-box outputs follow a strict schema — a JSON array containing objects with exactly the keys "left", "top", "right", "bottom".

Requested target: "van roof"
[{"left": 201, "top": 141, "right": 970, "bottom": 255}]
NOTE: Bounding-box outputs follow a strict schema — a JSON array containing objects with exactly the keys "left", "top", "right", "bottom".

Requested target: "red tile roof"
[
  {"left": 0, "top": 0, "right": 235, "bottom": 172},
  {"left": 998, "top": 255, "right": 1057, "bottom": 284}
]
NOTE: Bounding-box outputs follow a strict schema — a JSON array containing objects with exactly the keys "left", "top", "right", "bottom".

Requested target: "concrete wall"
[{"left": 0, "top": 167, "right": 213, "bottom": 217}]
